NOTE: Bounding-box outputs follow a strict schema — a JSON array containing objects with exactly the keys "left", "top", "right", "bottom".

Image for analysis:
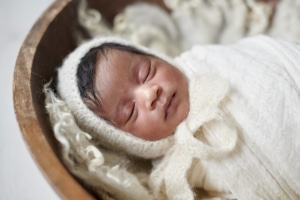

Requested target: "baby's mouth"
[{"left": 165, "top": 92, "right": 175, "bottom": 120}]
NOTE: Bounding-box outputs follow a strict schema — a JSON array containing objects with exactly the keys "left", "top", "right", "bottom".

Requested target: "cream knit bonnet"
[{"left": 57, "top": 36, "right": 178, "bottom": 159}]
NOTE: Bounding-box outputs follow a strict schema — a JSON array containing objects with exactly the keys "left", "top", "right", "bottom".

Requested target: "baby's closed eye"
[{"left": 138, "top": 60, "right": 151, "bottom": 83}]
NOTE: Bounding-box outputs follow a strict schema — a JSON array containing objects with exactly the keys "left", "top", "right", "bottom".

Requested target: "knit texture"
[
  {"left": 175, "top": 35, "right": 300, "bottom": 199},
  {"left": 149, "top": 76, "right": 237, "bottom": 200}
]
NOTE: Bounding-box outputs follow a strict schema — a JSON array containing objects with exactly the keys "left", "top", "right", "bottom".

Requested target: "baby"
[
  {"left": 77, "top": 43, "right": 189, "bottom": 141},
  {"left": 46, "top": 36, "right": 300, "bottom": 200}
]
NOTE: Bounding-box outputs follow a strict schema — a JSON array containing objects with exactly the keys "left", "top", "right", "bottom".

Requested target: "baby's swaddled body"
[{"left": 151, "top": 36, "right": 300, "bottom": 199}]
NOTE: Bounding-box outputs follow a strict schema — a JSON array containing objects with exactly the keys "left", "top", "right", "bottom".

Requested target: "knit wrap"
[{"left": 149, "top": 76, "right": 238, "bottom": 199}]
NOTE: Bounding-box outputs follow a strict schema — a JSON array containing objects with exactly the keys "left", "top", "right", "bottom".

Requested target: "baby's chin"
[
  {"left": 147, "top": 123, "right": 184, "bottom": 141},
  {"left": 151, "top": 105, "right": 189, "bottom": 141}
]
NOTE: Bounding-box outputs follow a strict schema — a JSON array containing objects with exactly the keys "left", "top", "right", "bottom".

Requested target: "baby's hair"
[{"left": 77, "top": 42, "right": 149, "bottom": 114}]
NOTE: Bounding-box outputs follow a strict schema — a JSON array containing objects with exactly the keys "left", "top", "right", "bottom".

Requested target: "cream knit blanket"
[{"left": 152, "top": 35, "right": 300, "bottom": 199}]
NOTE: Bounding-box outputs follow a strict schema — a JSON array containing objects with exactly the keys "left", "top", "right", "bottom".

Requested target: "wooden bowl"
[
  {"left": 13, "top": 0, "right": 168, "bottom": 199},
  {"left": 13, "top": 0, "right": 281, "bottom": 199}
]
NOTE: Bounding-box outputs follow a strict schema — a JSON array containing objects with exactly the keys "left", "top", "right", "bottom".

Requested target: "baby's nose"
[{"left": 141, "top": 85, "right": 162, "bottom": 110}]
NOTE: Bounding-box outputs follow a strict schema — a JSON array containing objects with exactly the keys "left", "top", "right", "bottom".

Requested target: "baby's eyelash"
[
  {"left": 144, "top": 62, "right": 151, "bottom": 83},
  {"left": 127, "top": 103, "right": 136, "bottom": 122}
]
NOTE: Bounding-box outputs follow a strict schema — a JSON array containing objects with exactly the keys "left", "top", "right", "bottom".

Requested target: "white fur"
[{"left": 44, "top": 84, "right": 153, "bottom": 200}]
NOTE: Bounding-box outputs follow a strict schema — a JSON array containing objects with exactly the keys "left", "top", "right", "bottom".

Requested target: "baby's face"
[{"left": 94, "top": 49, "right": 189, "bottom": 141}]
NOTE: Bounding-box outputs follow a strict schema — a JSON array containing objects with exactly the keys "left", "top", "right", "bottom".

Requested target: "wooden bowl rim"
[{"left": 13, "top": 0, "right": 95, "bottom": 199}]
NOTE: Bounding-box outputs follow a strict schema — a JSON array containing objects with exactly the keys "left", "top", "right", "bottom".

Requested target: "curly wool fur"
[
  {"left": 77, "top": 0, "right": 180, "bottom": 57},
  {"left": 44, "top": 84, "right": 153, "bottom": 200}
]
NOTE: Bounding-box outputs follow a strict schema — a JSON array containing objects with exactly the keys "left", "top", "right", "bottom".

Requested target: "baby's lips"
[{"left": 164, "top": 92, "right": 175, "bottom": 120}]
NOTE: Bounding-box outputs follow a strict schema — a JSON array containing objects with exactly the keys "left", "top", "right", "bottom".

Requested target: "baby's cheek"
[{"left": 134, "top": 116, "right": 170, "bottom": 141}]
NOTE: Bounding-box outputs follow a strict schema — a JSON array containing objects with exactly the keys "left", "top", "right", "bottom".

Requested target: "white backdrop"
[{"left": 0, "top": 0, "right": 60, "bottom": 199}]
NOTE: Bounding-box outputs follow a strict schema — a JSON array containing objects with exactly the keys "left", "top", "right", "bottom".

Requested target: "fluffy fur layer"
[{"left": 44, "top": 83, "right": 153, "bottom": 200}]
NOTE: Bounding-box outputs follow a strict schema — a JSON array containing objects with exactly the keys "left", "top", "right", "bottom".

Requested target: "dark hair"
[{"left": 77, "top": 42, "right": 149, "bottom": 113}]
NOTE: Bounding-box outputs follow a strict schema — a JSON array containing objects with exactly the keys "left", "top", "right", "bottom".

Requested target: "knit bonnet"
[{"left": 57, "top": 36, "right": 178, "bottom": 159}]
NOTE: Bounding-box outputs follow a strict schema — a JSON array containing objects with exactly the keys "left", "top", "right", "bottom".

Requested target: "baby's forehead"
[{"left": 95, "top": 47, "right": 156, "bottom": 73}]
